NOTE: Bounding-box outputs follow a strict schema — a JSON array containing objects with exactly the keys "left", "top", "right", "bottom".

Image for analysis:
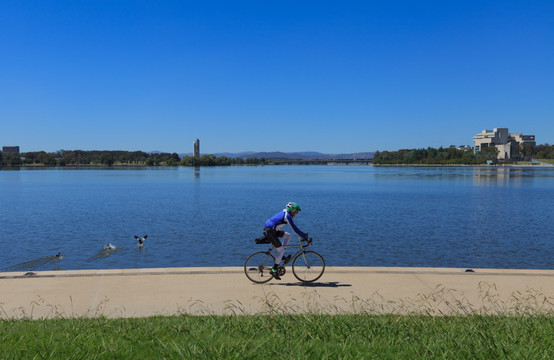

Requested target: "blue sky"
[{"left": 1, "top": 1, "right": 553, "bottom": 154}]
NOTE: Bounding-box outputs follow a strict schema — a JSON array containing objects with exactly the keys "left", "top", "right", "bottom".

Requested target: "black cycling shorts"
[{"left": 263, "top": 227, "right": 285, "bottom": 248}]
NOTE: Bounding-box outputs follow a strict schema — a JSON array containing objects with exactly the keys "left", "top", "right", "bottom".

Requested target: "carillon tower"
[{"left": 193, "top": 139, "right": 200, "bottom": 158}]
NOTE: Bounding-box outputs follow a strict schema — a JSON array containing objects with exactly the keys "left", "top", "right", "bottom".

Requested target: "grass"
[
  {"left": 1, "top": 313, "right": 553, "bottom": 359},
  {"left": 1, "top": 284, "right": 553, "bottom": 358}
]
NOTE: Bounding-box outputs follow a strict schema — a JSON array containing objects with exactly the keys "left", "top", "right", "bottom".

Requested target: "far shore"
[
  {"left": 1, "top": 159, "right": 554, "bottom": 169},
  {"left": 372, "top": 162, "right": 554, "bottom": 167}
]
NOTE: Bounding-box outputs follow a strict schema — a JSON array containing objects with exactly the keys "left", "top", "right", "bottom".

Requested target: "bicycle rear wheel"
[
  {"left": 292, "top": 251, "right": 325, "bottom": 283},
  {"left": 244, "top": 251, "right": 275, "bottom": 284}
]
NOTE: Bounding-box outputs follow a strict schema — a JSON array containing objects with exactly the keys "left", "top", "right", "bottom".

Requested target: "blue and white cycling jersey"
[{"left": 264, "top": 210, "right": 307, "bottom": 239}]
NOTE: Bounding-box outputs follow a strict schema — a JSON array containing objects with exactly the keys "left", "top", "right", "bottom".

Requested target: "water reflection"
[
  {"left": 472, "top": 167, "right": 528, "bottom": 186},
  {"left": 2, "top": 253, "right": 64, "bottom": 272}
]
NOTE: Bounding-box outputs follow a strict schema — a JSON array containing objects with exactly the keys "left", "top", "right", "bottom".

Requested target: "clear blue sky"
[{"left": 1, "top": 1, "right": 553, "bottom": 154}]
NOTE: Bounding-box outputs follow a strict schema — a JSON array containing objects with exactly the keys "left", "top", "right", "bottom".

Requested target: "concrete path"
[{"left": 1, "top": 267, "right": 553, "bottom": 319}]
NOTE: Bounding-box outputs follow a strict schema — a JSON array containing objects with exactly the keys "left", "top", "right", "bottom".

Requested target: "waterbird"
[
  {"left": 104, "top": 243, "right": 116, "bottom": 251},
  {"left": 134, "top": 235, "right": 148, "bottom": 247}
]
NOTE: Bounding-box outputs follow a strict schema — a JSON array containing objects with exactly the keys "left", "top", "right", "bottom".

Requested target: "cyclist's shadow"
[{"left": 281, "top": 282, "right": 352, "bottom": 288}]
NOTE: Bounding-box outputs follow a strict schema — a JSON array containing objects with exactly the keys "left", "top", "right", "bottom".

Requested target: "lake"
[{"left": 1, "top": 165, "right": 553, "bottom": 271}]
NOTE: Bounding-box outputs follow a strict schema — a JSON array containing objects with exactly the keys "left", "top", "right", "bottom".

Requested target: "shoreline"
[
  {"left": 2, "top": 266, "right": 553, "bottom": 319},
  {"left": 3, "top": 265, "right": 554, "bottom": 278},
  {"left": 2, "top": 162, "right": 554, "bottom": 169}
]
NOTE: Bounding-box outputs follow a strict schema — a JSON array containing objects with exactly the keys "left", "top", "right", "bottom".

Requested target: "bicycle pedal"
[{"left": 270, "top": 269, "right": 281, "bottom": 280}]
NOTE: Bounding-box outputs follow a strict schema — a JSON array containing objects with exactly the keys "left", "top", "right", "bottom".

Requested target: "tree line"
[
  {"left": 531, "top": 143, "right": 554, "bottom": 159},
  {"left": 3, "top": 144, "right": 554, "bottom": 167},
  {"left": 373, "top": 147, "right": 485, "bottom": 165},
  {"left": 0, "top": 150, "right": 269, "bottom": 167},
  {"left": 373, "top": 144, "right": 554, "bottom": 165}
]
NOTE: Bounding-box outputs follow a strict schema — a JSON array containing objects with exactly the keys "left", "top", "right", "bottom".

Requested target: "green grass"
[{"left": 1, "top": 314, "right": 553, "bottom": 359}]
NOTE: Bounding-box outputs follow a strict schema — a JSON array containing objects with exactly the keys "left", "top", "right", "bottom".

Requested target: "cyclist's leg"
[
  {"left": 282, "top": 232, "right": 291, "bottom": 246},
  {"left": 264, "top": 228, "right": 284, "bottom": 279},
  {"left": 279, "top": 232, "right": 292, "bottom": 263},
  {"left": 273, "top": 230, "right": 288, "bottom": 263},
  {"left": 264, "top": 228, "right": 283, "bottom": 249}
]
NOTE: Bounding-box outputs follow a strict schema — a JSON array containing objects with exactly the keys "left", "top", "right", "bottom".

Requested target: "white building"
[{"left": 473, "top": 128, "right": 535, "bottom": 160}]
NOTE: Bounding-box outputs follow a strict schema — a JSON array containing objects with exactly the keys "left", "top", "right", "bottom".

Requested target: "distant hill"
[{"left": 178, "top": 151, "right": 374, "bottom": 160}]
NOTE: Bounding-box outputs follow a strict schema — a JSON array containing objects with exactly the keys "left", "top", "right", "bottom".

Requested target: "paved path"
[{"left": 1, "top": 267, "right": 553, "bottom": 319}]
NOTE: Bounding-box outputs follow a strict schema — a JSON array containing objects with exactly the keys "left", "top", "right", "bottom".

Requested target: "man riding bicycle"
[{"left": 263, "top": 202, "right": 309, "bottom": 280}]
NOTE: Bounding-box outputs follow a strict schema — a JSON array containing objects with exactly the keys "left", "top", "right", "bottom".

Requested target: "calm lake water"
[{"left": 1, "top": 165, "right": 553, "bottom": 271}]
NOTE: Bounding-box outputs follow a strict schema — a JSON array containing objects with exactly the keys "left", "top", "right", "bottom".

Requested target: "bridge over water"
[{"left": 270, "top": 159, "right": 373, "bottom": 165}]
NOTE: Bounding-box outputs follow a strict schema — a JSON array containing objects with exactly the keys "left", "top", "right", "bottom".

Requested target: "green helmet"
[{"left": 286, "top": 202, "right": 301, "bottom": 212}]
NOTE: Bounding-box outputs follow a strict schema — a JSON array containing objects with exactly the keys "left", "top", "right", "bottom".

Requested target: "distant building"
[
  {"left": 193, "top": 139, "right": 200, "bottom": 158},
  {"left": 473, "top": 128, "right": 535, "bottom": 160},
  {"left": 2, "top": 146, "right": 20, "bottom": 155}
]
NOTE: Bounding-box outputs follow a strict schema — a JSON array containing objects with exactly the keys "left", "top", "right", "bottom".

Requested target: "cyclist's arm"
[{"left": 285, "top": 212, "right": 308, "bottom": 239}]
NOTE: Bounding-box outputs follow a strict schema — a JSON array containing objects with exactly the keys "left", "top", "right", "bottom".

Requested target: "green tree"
[
  {"left": 44, "top": 156, "right": 57, "bottom": 166},
  {"left": 478, "top": 146, "right": 499, "bottom": 160},
  {"left": 100, "top": 152, "right": 114, "bottom": 166},
  {"left": 166, "top": 158, "right": 179, "bottom": 166},
  {"left": 519, "top": 144, "right": 534, "bottom": 161},
  {"left": 180, "top": 156, "right": 193, "bottom": 166}
]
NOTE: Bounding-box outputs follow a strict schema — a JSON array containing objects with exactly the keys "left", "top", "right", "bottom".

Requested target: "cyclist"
[{"left": 263, "top": 202, "right": 309, "bottom": 280}]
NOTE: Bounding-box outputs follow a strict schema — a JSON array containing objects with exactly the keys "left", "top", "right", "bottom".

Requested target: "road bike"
[{"left": 244, "top": 237, "right": 325, "bottom": 283}]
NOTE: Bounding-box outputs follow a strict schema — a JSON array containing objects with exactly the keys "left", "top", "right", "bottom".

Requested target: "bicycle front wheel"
[
  {"left": 244, "top": 251, "right": 276, "bottom": 284},
  {"left": 292, "top": 251, "right": 325, "bottom": 283}
]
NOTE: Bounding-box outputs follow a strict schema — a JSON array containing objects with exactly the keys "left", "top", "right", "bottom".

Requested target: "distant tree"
[
  {"left": 522, "top": 143, "right": 554, "bottom": 159},
  {"left": 6, "top": 154, "right": 22, "bottom": 166},
  {"left": 119, "top": 152, "right": 130, "bottom": 164},
  {"left": 246, "top": 157, "right": 259, "bottom": 165},
  {"left": 166, "top": 158, "right": 179, "bottom": 166},
  {"left": 100, "top": 152, "right": 114, "bottom": 166},
  {"left": 519, "top": 144, "right": 534, "bottom": 160},
  {"left": 477, "top": 146, "right": 499, "bottom": 160},
  {"left": 180, "top": 155, "right": 195, "bottom": 166},
  {"left": 44, "top": 156, "right": 57, "bottom": 166},
  {"left": 201, "top": 154, "right": 216, "bottom": 166}
]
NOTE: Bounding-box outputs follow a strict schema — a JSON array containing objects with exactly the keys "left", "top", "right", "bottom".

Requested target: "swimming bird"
[
  {"left": 104, "top": 243, "right": 116, "bottom": 251},
  {"left": 134, "top": 235, "right": 148, "bottom": 247}
]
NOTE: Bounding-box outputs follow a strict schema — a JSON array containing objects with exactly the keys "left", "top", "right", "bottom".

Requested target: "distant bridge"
[{"left": 269, "top": 159, "right": 373, "bottom": 165}]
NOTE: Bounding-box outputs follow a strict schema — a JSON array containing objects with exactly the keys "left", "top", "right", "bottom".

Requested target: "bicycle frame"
[{"left": 265, "top": 237, "right": 311, "bottom": 266}]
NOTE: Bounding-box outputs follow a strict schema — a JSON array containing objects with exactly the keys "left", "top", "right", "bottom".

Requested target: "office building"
[{"left": 2, "top": 146, "right": 20, "bottom": 155}]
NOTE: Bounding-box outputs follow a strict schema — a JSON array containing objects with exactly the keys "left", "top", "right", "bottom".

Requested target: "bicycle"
[{"left": 244, "top": 236, "right": 325, "bottom": 283}]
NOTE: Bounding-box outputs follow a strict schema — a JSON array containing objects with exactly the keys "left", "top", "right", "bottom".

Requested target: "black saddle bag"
[{"left": 255, "top": 235, "right": 271, "bottom": 244}]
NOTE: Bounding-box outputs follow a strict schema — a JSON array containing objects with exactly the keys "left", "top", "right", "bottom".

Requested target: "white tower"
[{"left": 193, "top": 139, "right": 200, "bottom": 158}]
